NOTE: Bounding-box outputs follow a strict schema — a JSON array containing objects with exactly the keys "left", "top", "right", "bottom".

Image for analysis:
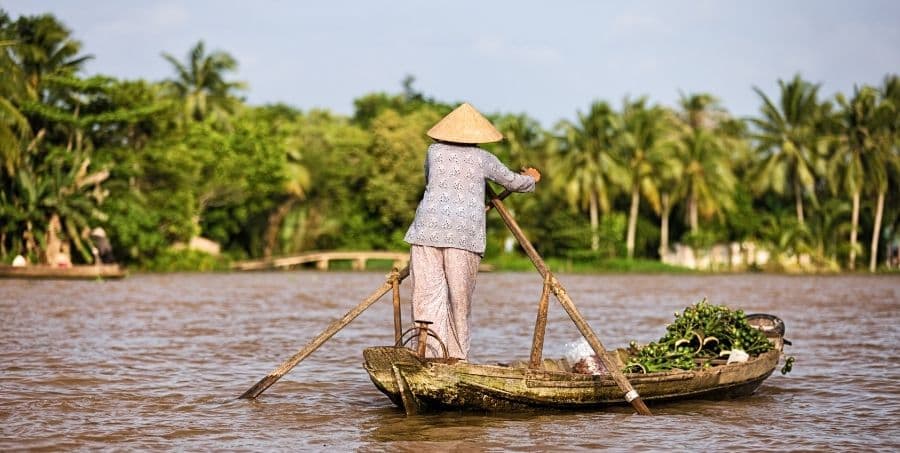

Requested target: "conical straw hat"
[{"left": 427, "top": 103, "right": 503, "bottom": 144}]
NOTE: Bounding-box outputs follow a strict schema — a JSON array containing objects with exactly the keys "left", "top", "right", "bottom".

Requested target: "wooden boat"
[
  {"left": 0, "top": 264, "right": 126, "bottom": 280},
  {"left": 363, "top": 315, "right": 786, "bottom": 413},
  {"left": 239, "top": 192, "right": 787, "bottom": 413}
]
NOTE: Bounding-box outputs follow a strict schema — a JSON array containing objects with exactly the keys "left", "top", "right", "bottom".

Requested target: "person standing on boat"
[
  {"left": 89, "top": 227, "right": 116, "bottom": 264},
  {"left": 404, "top": 102, "right": 540, "bottom": 360}
]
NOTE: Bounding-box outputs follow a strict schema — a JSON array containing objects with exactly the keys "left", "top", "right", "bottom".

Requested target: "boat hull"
[
  {"left": 363, "top": 344, "right": 781, "bottom": 413},
  {"left": 0, "top": 264, "right": 126, "bottom": 280}
]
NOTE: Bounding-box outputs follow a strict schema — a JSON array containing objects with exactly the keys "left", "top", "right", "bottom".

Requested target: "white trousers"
[{"left": 410, "top": 245, "right": 481, "bottom": 360}]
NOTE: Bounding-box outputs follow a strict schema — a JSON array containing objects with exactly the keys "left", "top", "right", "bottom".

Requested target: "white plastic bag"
[
  {"left": 725, "top": 348, "right": 749, "bottom": 364},
  {"left": 564, "top": 338, "right": 608, "bottom": 375}
]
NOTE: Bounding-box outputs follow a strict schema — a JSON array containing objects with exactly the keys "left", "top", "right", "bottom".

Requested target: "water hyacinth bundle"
[{"left": 624, "top": 299, "right": 773, "bottom": 374}]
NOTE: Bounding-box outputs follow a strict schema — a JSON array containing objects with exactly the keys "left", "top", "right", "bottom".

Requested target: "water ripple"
[{"left": 1, "top": 272, "right": 898, "bottom": 450}]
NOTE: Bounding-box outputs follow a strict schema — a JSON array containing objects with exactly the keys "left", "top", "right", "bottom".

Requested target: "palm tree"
[
  {"left": 262, "top": 158, "right": 310, "bottom": 258},
  {"left": 673, "top": 128, "right": 737, "bottom": 232},
  {"left": 0, "top": 38, "right": 31, "bottom": 176},
  {"left": 806, "top": 198, "right": 851, "bottom": 267},
  {"left": 495, "top": 113, "right": 545, "bottom": 165},
  {"left": 655, "top": 136, "right": 682, "bottom": 256},
  {"left": 162, "top": 41, "right": 246, "bottom": 123},
  {"left": 5, "top": 13, "right": 92, "bottom": 99},
  {"left": 867, "top": 74, "right": 900, "bottom": 271},
  {"left": 673, "top": 93, "right": 737, "bottom": 231},
  {"left": 6, "top": 147, "right": 108, "bottom": 262},
  {"left": 552, "top": 101, "right": 625, "bottom": 252},
  {"left": 656, "top": 93, "right": 724, "bottom": 256},
  {"left": 1, "top": 13, "right": 91, "bottom": 175},
  {"left": 2, "top": 162, "right": 52, "bottom": 258},
  {"left": 263, "top": 115, "right": 311, "bottom": 258},
  {"left": 678, "top": 92, "right": 728, "bottom": 131},
  {"left": 883, "top": 74, "right": 900, "bottom": 106},
  {"left": 831, "top": 85, "right": 887, "bottom": 270},
  {"left": 750, "top": 75, "right": 826, "bottom": 225},
  {"left": 0, "top": 13, "right": 106, "bottom": 261},
  {"left": 617, "top": 98, "right": 669, "bottom": 259}
]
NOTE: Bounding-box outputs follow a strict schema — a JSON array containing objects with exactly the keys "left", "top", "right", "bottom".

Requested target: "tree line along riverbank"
[{"left": 1, "top": 11, "right": 898, "bottom": 273}]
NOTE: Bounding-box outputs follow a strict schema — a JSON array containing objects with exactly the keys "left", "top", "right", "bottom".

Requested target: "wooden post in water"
[
  {"left": 486, "top": 185, "right": 652, "bottom": 416},
  {"left": 391, "top": 268, "right": 402, "bottom": 344},
  {"left": 529, "top": 273, "right": 552, "bottom": 369}
]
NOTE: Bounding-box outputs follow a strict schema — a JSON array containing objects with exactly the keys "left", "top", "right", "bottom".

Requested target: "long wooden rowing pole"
[
  {"left": 239, "top": 266, "right": 409, "bottom": 399},
  {"left": 486, "top": 185, "right": 653, "bottom": 416}
]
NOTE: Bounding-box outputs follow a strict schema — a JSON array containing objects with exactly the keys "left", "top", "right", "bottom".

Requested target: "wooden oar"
[
  {"left": 485, "top": 189, "right": 511, "bottom": 212},
  {"left": 486, "top": 185, "right": 653, "bottom": 416},
  {"left": 239, "top": 266, "right": 409, "bottom": 399},
  {"left": 240, "top": 190, "right": 516, "bottom": 400}
]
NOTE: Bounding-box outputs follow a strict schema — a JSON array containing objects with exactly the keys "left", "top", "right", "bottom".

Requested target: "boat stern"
[{"left": 363, "top": 347, "right": 422, "bottom": 408}]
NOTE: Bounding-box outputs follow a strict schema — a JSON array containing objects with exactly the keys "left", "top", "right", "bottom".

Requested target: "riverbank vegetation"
[{"left": 1, "top": 12, "right": 898, "bottom": 272}]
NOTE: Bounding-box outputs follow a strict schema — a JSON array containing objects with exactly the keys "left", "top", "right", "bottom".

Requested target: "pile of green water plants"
[{"left": 623, "top": 299, "right": 773, "bottom": 374}]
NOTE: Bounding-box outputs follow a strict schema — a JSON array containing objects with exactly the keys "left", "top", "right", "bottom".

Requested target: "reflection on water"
[{"left": 1, "top": 272, "right": 898, "bottom": 450}]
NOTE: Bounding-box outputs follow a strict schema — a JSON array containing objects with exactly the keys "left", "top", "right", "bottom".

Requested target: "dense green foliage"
[
  {"left": 1, "top": 11, "right": 898, "bottom": 271},
  {"left": 624, "top": 300, "right": 773, "bottom": 373}
]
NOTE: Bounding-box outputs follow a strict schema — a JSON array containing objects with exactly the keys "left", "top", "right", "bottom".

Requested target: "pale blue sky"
[{"left": 5, "top": 1, "right": 900, "bottom": 126}]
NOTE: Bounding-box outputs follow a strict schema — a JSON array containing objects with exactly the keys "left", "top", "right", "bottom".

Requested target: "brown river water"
[{"left": 1, "top": 272, "right": 898, "bottom": 451}]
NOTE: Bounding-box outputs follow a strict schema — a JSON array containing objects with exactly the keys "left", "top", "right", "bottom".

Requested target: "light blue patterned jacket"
[{"left": 404, "top": 142, "right": 536, "bottom": 254}]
